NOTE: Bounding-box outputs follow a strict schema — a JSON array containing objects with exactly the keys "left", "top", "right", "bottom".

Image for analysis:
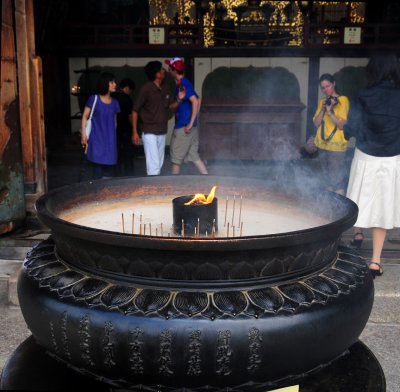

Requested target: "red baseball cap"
[{"left": 165, "top": 57, "right": 185, "bottom": 72}]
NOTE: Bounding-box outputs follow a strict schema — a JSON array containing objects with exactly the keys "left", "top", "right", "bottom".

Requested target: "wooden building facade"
[{"left": 1, "top": 0, "right": 400, "bottom": 232}]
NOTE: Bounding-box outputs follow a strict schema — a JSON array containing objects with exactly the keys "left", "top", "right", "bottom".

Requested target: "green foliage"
[{"left": 202, "top": 66, "right": 301, "bottom": 102}]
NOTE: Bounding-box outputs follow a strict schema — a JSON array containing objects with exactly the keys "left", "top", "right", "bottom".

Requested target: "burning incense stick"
[
  {"left": 238, "top": 196, "right": 242, "bottom": 227},
  {"left": 224, "top": 196, "right": 229, "bottom": 227},
  {"left": 231, "top": 195, "right": 236, "bottom": 226},
  {"left": 212, "top": 218, "right": 216, "bottom": 237},
  {"left": 181, "top": 219, "right": 185, "bottom": 237},
  {"left": 197, "top": 218, "right": 200, "bottom": 237},
  {"left": 194, "top": 227, "right": 197, "bottom": 237},
  {"left": 149, "top": 223, "right": 152, "bottom": 236},
  {"left": 121, "top": 213, "right": 125, "bottom": 233},
  {"left": 144, "top": 223, "right": 147, "bottom": 236},
  {"left": 140, "top": 213, "right": 143, "bottom": 236},
  {"left": 132, "top": 213, "right": 135, "bottom": 235},
  {"left": 227, "top": 222, "right": 230, "bottom": 237}
]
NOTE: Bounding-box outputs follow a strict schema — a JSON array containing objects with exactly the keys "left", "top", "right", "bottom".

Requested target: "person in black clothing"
[
  {"left": 345, "top": 50, "right": 400, "bottom": 277},
  {"left": 112, "top": 78, "right": 136, "bottom": 176}
]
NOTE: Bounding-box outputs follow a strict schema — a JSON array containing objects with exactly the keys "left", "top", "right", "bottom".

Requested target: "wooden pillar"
[
  {"left": 14, "top": 0, "right": 47, "bottom": 212},
  {"left": 0, "top": 0, "right": 26, "bottom": 234},
  {"left": 306, "top": 56, "right": 320, "bottom": 138}
]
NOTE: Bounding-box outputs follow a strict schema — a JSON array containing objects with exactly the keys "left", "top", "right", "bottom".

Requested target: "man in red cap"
[
  {"left": 165, "top": 57, "right": 186, "bottom": 73},
  {"left": 165, "top": 57, "right": 208, "bottom": 175}
]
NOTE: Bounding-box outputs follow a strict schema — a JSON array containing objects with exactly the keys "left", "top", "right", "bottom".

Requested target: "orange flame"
[{"left": 185, "top": 186, "right": 217, "bottom": 205}]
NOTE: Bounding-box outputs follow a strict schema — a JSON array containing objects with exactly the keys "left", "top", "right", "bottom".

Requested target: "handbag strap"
[{"left": 88, "top": 95, "right": 98, "bottom": 120}]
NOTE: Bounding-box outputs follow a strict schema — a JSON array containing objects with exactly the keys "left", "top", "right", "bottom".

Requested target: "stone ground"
[{"left": 1, "top": 148, "right": 400, "bottom": 391}]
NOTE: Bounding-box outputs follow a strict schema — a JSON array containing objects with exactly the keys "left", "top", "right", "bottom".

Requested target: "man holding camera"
[{"left": 312, "top": 73, "right": 350, "bottom": 195}]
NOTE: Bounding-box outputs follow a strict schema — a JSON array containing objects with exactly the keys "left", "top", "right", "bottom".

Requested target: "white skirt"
[{"left": 346, "top": 148, "right": 400, "bottom": 229}]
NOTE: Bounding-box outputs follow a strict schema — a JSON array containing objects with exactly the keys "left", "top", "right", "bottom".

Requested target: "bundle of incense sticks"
[
  {"left": 122, "top": 197, "right": 244, "bottom": 238},
  {"left": 223, "top": 195, "right": 243, "bottom": 237}
]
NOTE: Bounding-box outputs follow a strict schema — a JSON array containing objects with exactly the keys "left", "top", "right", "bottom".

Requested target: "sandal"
[
  {"left": 349, "top": 232, "right": 364, "bottom": 249},
  {"left": 368, "top": 262, "right": 383, "bottom": 279}
]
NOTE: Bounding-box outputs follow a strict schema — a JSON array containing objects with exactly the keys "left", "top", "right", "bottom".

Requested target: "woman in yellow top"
[{"left": 312, "top": 73, "right": 350, "bottom": 195}]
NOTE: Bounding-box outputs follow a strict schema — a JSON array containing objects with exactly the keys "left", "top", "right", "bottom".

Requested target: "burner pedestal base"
[{"left": 0, "top": 336, "right": 386, "bottom": 391}]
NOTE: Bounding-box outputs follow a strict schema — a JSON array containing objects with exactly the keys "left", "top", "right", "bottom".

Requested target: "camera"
[{"left": 325, "top": 96, "right": 337, "bottom": 106}]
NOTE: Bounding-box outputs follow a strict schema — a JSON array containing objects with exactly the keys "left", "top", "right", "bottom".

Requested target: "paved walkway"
[{"left": 1, "top": 150, "right": 400, "bottom": 390}]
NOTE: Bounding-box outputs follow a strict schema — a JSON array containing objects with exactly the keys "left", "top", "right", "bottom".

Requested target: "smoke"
[
  {"left": 198, "top": 65, "right": 324, "bottom": 196},
  {"left": 202, "top": 157, "right": 326, "bottom": 203},
  {"left": 197, "top": 65, "right": 356, "bottom": 203}
]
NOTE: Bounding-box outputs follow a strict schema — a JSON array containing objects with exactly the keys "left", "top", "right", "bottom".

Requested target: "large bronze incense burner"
[{"left": 15, "top": 175, "right": 374, "bottom": 391}]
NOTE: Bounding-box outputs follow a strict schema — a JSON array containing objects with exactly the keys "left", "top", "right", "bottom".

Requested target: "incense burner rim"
[{"left": 35, "top": 175, "right": 358, "bottom": 252}]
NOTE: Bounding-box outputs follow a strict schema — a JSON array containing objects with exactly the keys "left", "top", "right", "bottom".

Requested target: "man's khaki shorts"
[{"left": 170, "top": 127, "right": 200, "bottom": 165}]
